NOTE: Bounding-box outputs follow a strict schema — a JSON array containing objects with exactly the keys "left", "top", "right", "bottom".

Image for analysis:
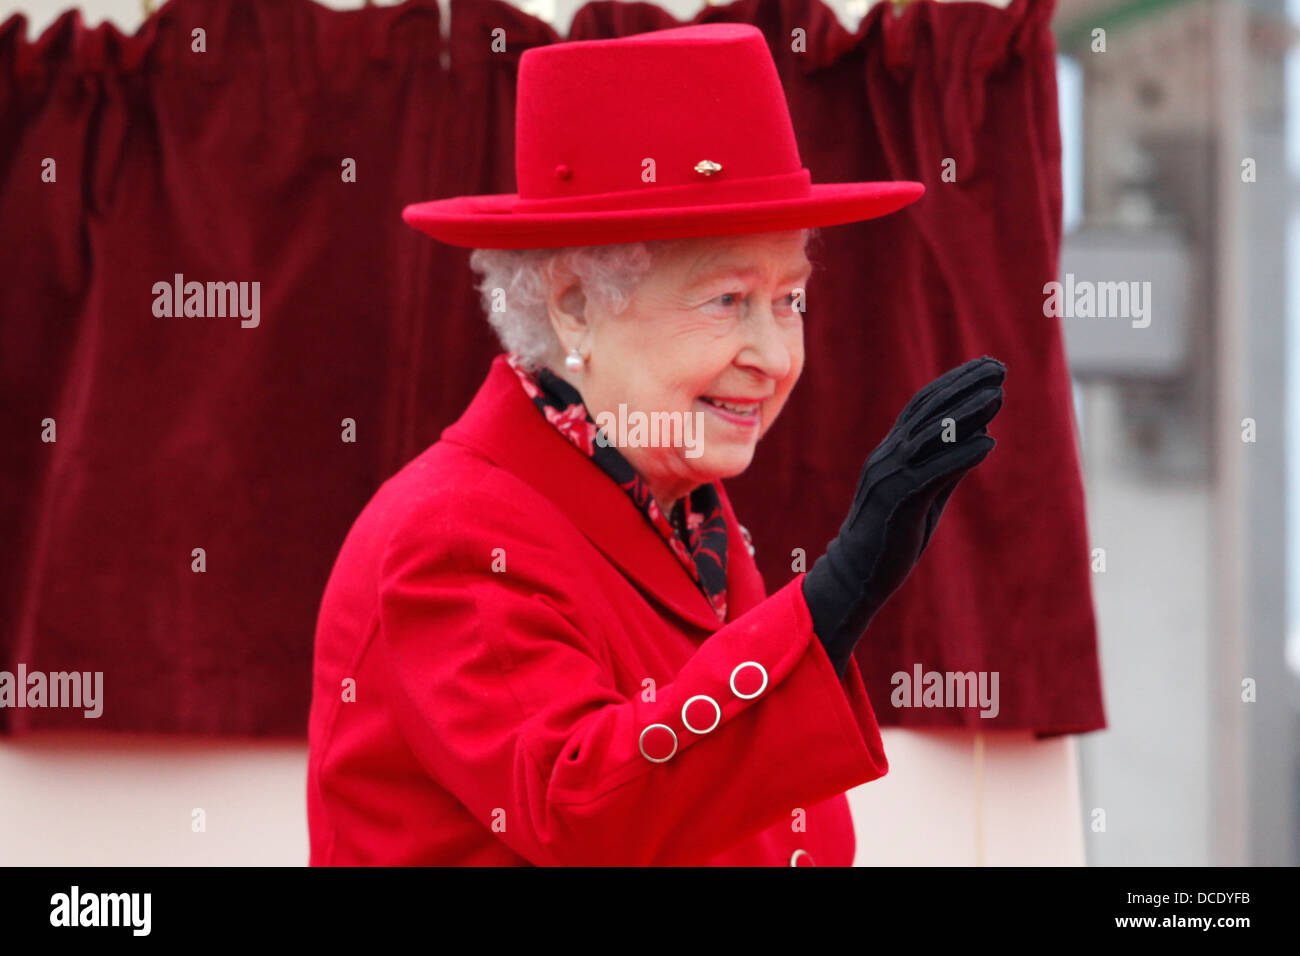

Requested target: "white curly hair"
[{"left": 468, "top": 229, "right": 819, "bottom": 371}]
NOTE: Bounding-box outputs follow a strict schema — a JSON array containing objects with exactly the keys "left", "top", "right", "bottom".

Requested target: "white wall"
[{"left": 0, "top": 732, "right": 308, "bottom": 865}]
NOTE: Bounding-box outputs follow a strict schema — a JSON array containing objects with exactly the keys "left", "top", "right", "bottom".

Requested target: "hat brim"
[{"left": 401, "top": 181, "right": 924, "bottom": 249}]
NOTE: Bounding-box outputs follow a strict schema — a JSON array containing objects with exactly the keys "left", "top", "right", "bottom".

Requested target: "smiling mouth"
[
  {"left": 698, "top": 396, "right": 762, "bottom": 425},
  {"left": 701, "top": 397, "right": 759, "bottom": 413}
]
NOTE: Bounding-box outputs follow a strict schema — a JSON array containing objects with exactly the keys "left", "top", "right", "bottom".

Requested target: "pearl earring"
[{"left": 564, "top": 348, "right": 584, "bottom": 373}]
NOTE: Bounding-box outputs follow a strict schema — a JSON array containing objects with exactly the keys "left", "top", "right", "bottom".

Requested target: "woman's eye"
[{"left": 714, "top": 292, "right": 743, "bottom": 309}]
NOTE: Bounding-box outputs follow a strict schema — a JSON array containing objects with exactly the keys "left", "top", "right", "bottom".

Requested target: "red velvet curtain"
[{"left": 0, "top": 0, "right": 1104, "bottom": 737}]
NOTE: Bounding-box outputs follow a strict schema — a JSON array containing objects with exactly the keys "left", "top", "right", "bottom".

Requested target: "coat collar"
[{"left": 442, "top": 355, "right": 758, "bottom": 633}]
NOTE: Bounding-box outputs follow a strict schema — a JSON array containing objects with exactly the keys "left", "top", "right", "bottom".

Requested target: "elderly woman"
[{"left": 307, "top": 23, "right": 1004, "bottom": 866}]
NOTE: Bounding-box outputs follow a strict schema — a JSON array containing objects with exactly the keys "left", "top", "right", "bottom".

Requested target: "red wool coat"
[{"left": 306, "top": 355, "right": 890, "bottom": 866}]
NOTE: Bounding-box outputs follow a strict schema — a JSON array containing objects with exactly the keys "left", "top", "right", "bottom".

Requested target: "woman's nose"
[{"left": 738, "top": 303, "right": 794, "bottom": 380}]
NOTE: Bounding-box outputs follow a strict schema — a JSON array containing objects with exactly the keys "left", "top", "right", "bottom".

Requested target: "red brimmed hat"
[{"left": 402, "top": 22, "right": 924, "bottom": 249}]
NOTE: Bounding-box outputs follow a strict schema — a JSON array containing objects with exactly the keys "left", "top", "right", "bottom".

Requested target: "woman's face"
[{"left": 551, "top": 230, "right": 811, "bottom": 507}]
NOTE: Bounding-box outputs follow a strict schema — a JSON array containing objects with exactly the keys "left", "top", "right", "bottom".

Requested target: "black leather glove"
[{"left": 803, "top": 356, "right": 1007, "bottom": 678}]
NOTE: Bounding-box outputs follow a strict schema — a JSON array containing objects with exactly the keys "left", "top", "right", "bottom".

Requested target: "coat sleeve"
[{"left": 376, "top": 487, "right": 889, "bottom": 866}]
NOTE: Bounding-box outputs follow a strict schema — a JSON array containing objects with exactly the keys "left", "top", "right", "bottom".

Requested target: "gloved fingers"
[
  {"left": 931, "top": 384, "right": 1004, "bottom": 441},
  {"left": 896, "top": 357, "right": 992, "bottom": 422},
  {"left": 910, "top": 431, "right": 996, "bottom": 488},
  {"left": 906, "top": 374, "right": 1003, "bottom": 441},
  {"left": 846, "top": 430, "right": 992, "bottom": 540},
  {"left": 906, "top": 386, "right": 1003, "bottom": 466},
  {"left": 899, "top": 356, "right": 1006, "bottom": 430},
  {"left": 846, "top": 358, "right": 1004, "bottom": 535},
  {"left": 892, "top": 358, "right": 981, "bottom": 426}
]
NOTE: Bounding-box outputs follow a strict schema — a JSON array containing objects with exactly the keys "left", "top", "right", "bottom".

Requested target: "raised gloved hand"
[{"left": 802, "top": 356, "right": 1007, "bottom": 678}]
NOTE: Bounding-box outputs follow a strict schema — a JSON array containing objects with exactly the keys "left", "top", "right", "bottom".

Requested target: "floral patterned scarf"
[{"left": 507, "top": 354, "right": 729, "bottom": 621}]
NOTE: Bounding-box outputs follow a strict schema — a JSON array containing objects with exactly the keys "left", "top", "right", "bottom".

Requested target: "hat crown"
[{"left": 515, "top": 24, "right": 804, "bottom": 201}]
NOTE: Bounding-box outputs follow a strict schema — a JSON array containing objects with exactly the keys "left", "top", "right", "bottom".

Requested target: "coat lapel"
[{"left": 442, "top": 356, "right": 725, "bottom": 633}]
